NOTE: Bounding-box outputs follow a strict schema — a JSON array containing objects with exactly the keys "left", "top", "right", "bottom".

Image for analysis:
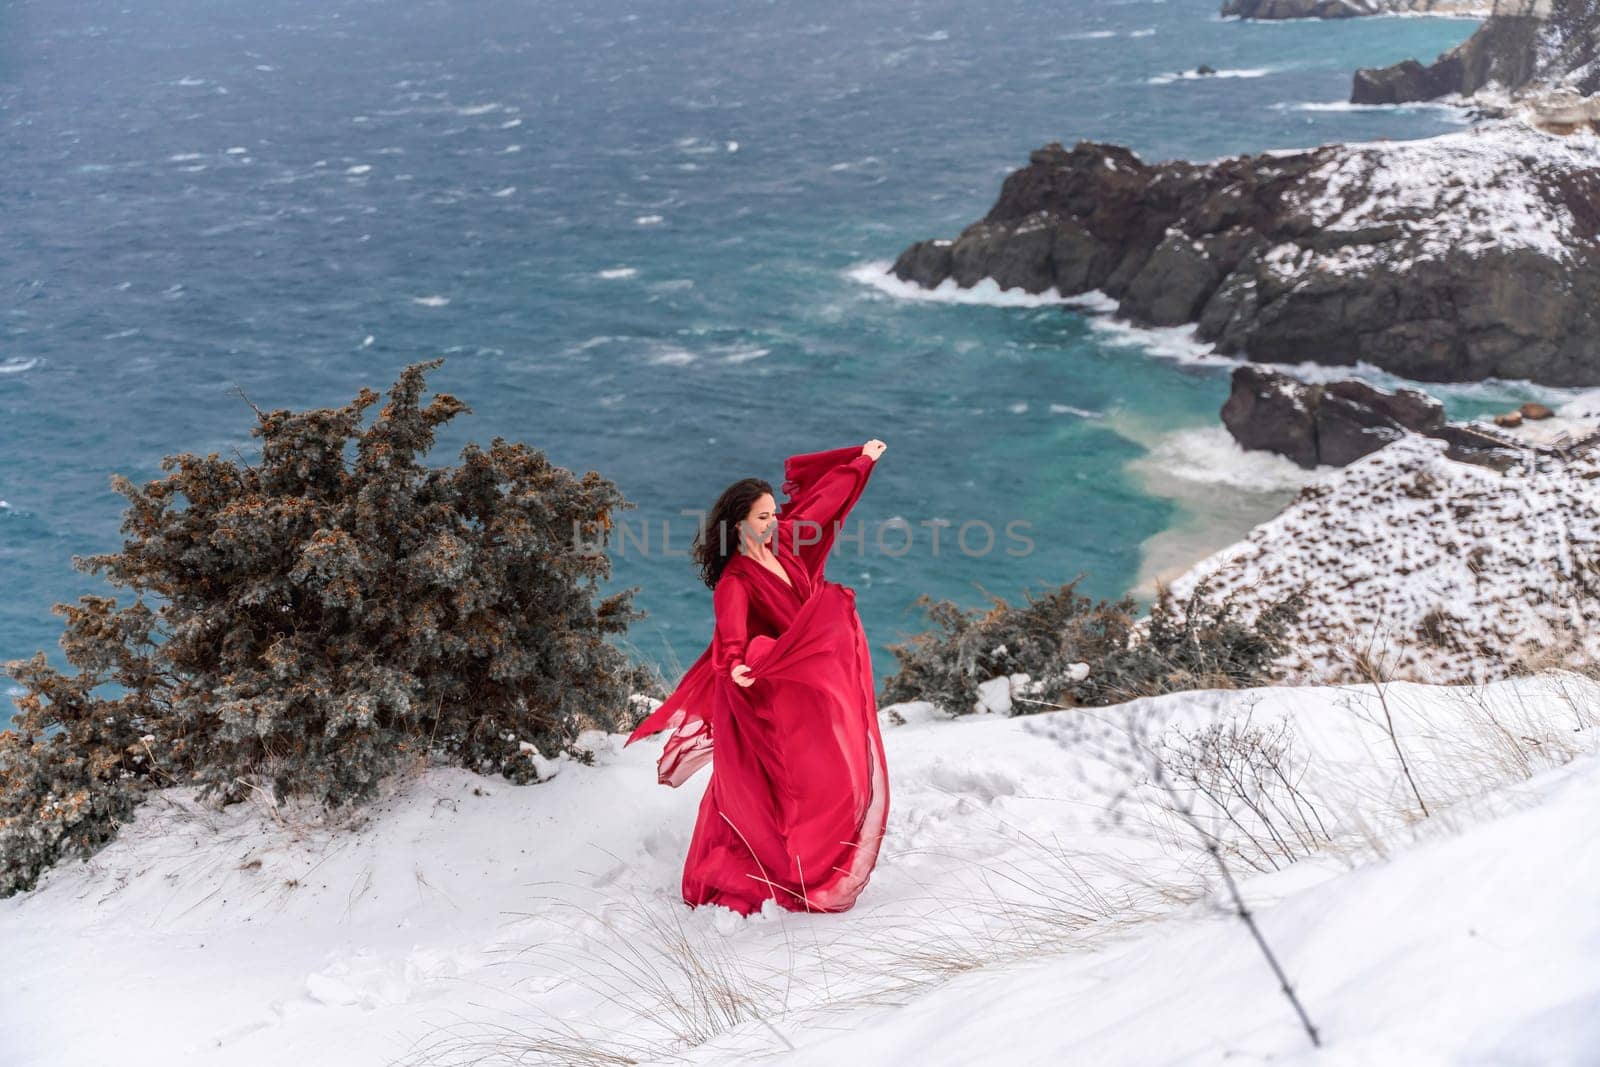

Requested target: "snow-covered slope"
[
  {"left": 3, "top": 671, "right": 1597, "bottom": 1066},
  {"left": 1167, "top": 396, "right": 1600, "bottom": 685},
  {"left": 753, "top": 709, "right": 1600, "bottom": 1067},
  {"left": 1261, "top": 120, "right": 1598, "bottom": 277}
]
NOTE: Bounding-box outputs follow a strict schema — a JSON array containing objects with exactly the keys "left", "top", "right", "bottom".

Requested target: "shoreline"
[{"left": 1111, "top": 415, "right": 1314, "bottom": 606}]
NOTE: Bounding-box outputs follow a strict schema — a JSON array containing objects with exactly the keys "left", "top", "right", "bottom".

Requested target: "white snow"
[
  {"left": 847, "top": 259, "right": 1116, "bottom": 310},
  {"left": 3, "top": 673, "right": 1597, "bottom": 1065},
  {"left": 1263, "top": 121, "right": 1599, "bottom": 279}
]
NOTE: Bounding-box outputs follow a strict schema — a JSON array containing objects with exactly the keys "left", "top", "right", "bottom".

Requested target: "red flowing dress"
[{"left": 624, "top": 445, "right": 890, "bottom": 915}]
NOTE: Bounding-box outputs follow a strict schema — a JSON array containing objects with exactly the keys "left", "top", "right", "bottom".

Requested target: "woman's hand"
[
  {"left": 731, "top": 663, "right": 756, "bottom": 688},
  {"left": 862, "top": 439, "right": 887, "bottom": 462}
]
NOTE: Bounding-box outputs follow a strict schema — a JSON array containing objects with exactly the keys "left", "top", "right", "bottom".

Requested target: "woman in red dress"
[{"left": 624, "top": 440, "right": 890, "bottom": 915}]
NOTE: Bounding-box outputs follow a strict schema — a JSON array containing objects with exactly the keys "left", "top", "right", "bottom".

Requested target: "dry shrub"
[
  {"left": 3, "top": 360, "right": 655, "bottom": 897},
  {"left": 882, "top": 575, "right": 1309, "bottom": 716}
]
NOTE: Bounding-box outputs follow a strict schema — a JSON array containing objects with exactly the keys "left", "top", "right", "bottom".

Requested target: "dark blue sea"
[{"left": 2, "top": 0, "right": 1546, "bottom": 717}]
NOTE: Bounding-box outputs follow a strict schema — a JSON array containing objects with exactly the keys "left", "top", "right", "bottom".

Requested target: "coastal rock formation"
[
  {"left": 1224, "top": 0, "right": 1487, "bottom": 18},
  {"left": 1221, "top": 365, "right": 1532, "bottom": 469},
  {"left": 889, "top": 124, "right": 1600, "bottom": 386},
  {"left": 1222, "top": 366, "right": 1443, "bottom": 467},
  {"left": 1352, "top": 0, "right": 1600, "bottom": 106}
]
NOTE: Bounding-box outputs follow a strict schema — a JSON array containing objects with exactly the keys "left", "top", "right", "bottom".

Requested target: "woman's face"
[{"left": 740, "top": 492, "right": 777, "bottom": 548}]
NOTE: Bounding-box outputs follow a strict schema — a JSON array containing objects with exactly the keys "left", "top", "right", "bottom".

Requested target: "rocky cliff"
[
  {"left": 1217, "top": 365, "right": 1575, "bottom": 469},
  {"left": 888, "top": 123, "right": 1600, "bottom": 386},
  {"left": 1352, "top": 0, "right": 1600, "bottom": 106},
  {"left": 1224, "top": 0, "right": 1488, "bottom": 19}
]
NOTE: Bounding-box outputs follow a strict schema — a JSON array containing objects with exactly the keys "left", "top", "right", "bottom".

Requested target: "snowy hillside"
[
  {"left": 3, "top": 670, "right": 1597, "bottom": 1066},
  {"left": 1167, "top": 395, "right": 1600, "bottom": 685}
]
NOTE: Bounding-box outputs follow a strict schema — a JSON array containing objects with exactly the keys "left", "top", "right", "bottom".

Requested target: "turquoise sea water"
[{"left": 0, "top": 0, "right": 1543, "bottom": 717}]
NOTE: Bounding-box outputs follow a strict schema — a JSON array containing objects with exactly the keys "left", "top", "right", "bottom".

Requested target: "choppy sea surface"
[{"left": 3, "top": 0, "right": 1552, "bottom": 713}]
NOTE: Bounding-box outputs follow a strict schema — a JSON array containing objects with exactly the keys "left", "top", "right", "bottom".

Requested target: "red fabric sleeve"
[
  {"left": 775, "top": 446, "right": 877, "bottom": 578},
  {"left": 711, "top": 573, "right": 751, "bottom": 676},
  {"left": 778, "top": 445, "right": 867, "bottom": 501}
]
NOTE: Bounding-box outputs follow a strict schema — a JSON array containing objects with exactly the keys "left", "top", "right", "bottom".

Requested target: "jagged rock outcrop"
[
  {"left": 1225, "top": 0, "right": 1487, "bottom": 18},
  {"left": 1220, "top": 366, "right": 1527, "bottom": 468},
  {"left": 1352, "top": 0, "right": 1600, "bottom": 105},
  {"left": 888, "top": 125, "right": 1600, "bottom": 386}
]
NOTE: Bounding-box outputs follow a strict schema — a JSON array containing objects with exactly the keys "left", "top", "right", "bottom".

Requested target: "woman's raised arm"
[{"left": 775, "top": 442, "right": 881, "bottom": 578}]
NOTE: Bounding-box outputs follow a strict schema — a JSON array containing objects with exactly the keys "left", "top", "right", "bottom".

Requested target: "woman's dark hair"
[{"left": 693, "top": 477, "right": 774, "bottom": 589}]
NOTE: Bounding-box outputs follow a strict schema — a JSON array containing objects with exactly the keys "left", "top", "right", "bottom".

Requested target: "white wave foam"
[
  {"left": 456, "top": 103, "right": 501, "bottom": 115},
  {"left": 1008, "top": 401, "right": 1029, "bottom": 414},
  {"left": 0, "top": 358, "right": 38, "bottom": 374},
  {"left": 1144, "top": 425, "right": 1318, "bottom": 492},
  {"left": 847, "top": 260, "right": 1111, "bottom": 309},
  {"left": 176, "top": 76, "right": 206, "bottom": 87},
  {"left": 566, "top": 335, "right": 626, "bottom": 355},
  {"left": 1091, "top": 317, "right": 1227, "bottom": 365},
  {"left": 491, "top": 186, "right": 516, "bottom": 197},
  {"left": 828, "top": 156, "right": 884, "bottom": 172},
  {"left": 1149, "top": 67, "right": 1273, "bottom": 85},
  {"left": 500, "top": 118, "right": 522, "bottom": 129},
  {"left": 635, "top": 214, "right": 664, "bottom": 225},
  {"left": 721, "top": 346, "right": 770, "bottom": 364},
  {"left": 1049, "top": 403, "right": 1103, "bottom": 418},
  {"left": 1124, "top": 421, "right": 1320, "bottom": 601},
  {"left": 346, "top": 164, "right": 372, "bottom": 175},
  {"left": 411, "top": 295, "right": 450, "bottom": 307},
  {"left": 502, "top": 145, "right": 522, "bottom": 154},
  {"left": 225, "top": 146, "right": 247, "bottom": 155},
  {"left": 167, "top": 152, "right": 204, "bottom": 162},
  {"left": 1130, "top": 27, "right": 1156, "bottom": 37},
  {"left": 1366, "top": 8, "right": 1485, "bottom": 16},
  {"left": 598, "top": 267, "right": 637, "bottom": 280},
  {"left": 1273, "top": 100, "right": 1464, "bottom": 114},
  {"left": 647, "top": 348, "right": 697, "bottom": 366},
  {"left": 1060, "top": 30, "right": 1117, "bottom": 39}
]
